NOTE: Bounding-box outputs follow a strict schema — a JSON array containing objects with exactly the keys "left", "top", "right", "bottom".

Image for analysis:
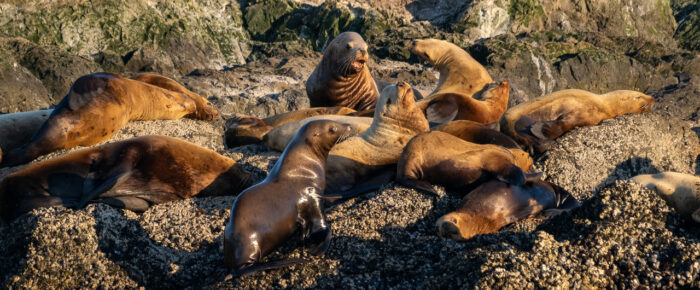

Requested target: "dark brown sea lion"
[
  {"left": 1, "top": 72, "right": 218, "bottom": 167},
  {"left": 396, "top": 131, "right": 532, "bottom": 194},
  {"left": 225, "top": 106, "right": 356, "bottom": 147},
  {"left": 223, "top": 120, "right": 352, "bottom": 274},
  {"left": 325, "top": 81, "right": 430, "bottom": 194},
  {"left": 501, "top": 89, "right": 654, "bottom": 154},
  {"left": 432, "top": 120, "right": 520, "bottom": 149},
  {"left": 436, "top": 178, "right": 580, "bottom": 241},
  {"left": 306, "top": 32, "right": 379, "bottom": 111},
  {"left": 0, "top": 135, "right": 253, "bottom": 222}
]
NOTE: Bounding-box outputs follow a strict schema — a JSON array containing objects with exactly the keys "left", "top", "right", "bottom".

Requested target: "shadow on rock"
[{"left": 0, "top": 215, "right": 40, "bottom": 284}]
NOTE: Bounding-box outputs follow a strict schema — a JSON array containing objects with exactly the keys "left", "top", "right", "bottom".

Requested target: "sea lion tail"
[{"left": 224, "top": 258, "right": 311, "bottom": 280}]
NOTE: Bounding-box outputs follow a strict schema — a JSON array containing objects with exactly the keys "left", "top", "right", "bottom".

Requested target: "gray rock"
[{"left": 0, "top": 48, "right": 50, "bottom": 113}]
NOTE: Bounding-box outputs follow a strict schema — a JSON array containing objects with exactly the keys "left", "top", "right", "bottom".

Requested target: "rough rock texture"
[
  {"left": 1, "top": 0, "right": 699, "bottom": 288},
  {"left": 671, "top": 0, "right": 700, "bottom": 51}
]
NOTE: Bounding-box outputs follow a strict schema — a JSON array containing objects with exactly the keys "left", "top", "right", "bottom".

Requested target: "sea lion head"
[
  {"left": 324, "top": 31, "right": 369, "bottom": 76},
  {"left": 435, "top": 181, "right": 510, "bottom": 241},
  {"left": 225, "top": 115, "right": 274, "bottom": 147},
  {"left": 608, "top": 90, "right": 655, "bottom": 114},
  {"left": 373, "top": 82, "right": 430, "bottom": 133},
  {"left": 410, "top": 39, "right": 451, "bottom": 66},
  {"left": 294, "top": 120, "right": 353, "bottom": 154}
]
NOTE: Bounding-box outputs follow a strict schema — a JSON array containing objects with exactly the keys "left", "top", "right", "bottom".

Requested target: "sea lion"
[
  {"left": 306, "top": 32, "right": 379, "bottom": 111},
  {"left": 1, "top": 72, "right": 218, "bottom": 167},
  {"left": 501, "top": 89, "right": 654, "bottom": 154},
  {"left": 410, "top": 38, "right": 499, "bottom": 124},
  {"left": 396, "top": 131, "right": 533, "bottom": 194},
  {"left": 436, "top": 178, "right": 580, "bottom": 241},
  {"left": 0, "top": 109, "right": 52, "bottom": 154},
  {"left": 223, "top": 120, "right": 352, "bottom": 274},
  {"left": 264, "top": 115, "right": 372, "bottom": 152},
  {"left": 630, "top": 172, "right": 700, "bottom": 223},
  {"left": 325, "top": 81, "right": 430, "bottom": 194},
  {"left": 432, "top": 120, "right": 520, "bottom": 149},
  {"left": 0, "top": 135, "right": 253, "bottom": 222},
  {"left": 225, "top": 106, "right": 356, "bottom": 147}
]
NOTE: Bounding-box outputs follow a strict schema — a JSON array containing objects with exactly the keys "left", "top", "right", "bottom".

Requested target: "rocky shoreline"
[{"left": 0, "top": 0, "right": 698, "bottom": 288}]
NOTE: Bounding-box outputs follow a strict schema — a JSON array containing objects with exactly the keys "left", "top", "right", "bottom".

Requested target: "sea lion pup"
[
  {"left": 436, "top": 178, "right": 580, "bottom": 241},
  {"left": 501, "top": 89, "right": 654, "bottom": 154},
  {"left": 306, "top": 31, "right": 380, "bottom": 111},
  {"left": 225, "top": 106, "right": 356, "bottom": 147},
  {"left": 0, "top": 135, "right": 254, "bottom": 222},
  {"left": 263, "top": 115, "right": 372, "bottom": 152},
  {"left": 0, "top": 109, "right": 52, "bottom": 154},
  {"left": 396, "top": 131, "right": 532, "bottom": 195},
  {"left": 410, "top": 38, "right": 500, "bottom": 124},
  {"left": 1, "top": 72, "right": 218, "bottom": 167},
  {"left": 325, "top": 81, "right": 430, "bottom": 194},
  {"left": 630, "top": 172, "right": 700, "bottom": 223},
  {"left": 223, "top": 120, "right": 352, "bottom": 275}
]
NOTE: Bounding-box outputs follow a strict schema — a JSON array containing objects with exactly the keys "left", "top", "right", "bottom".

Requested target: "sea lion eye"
[
  {"left": 330, "top": 127, "right": 337, "bottom": 133},
  {"left": 346, "top": 43, "right": 352, "bottom": 49}
]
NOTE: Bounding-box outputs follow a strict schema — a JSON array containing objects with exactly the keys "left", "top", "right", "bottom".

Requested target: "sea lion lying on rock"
[
  {"left": 501, "top": 89, "right": 654, "bottom": 154},
  {"left": 325, "top": 82, "right": 430, "bottom": 194},
  {"left": 1, "top": 72, "right": 218, "bottom": 167},
  {"left": 263, "top": 115, "right": 372, "bottom": 152},
  {"left": 224, "top": 120, "right": 352, "bottom": 275},
  {"left": 631, "top": 172, "right": 700, "bottom": 223},
  {"left": 436, "top": 178, "right": 580, "bottom": 241},
  {"left": 0, "top": 135, "right": 253, "bottom": 222},
  {"left": 397, "top": 131, "right": 532, "bottom": 194},
  {"left": 0, "top": 109, "right": 53, "bottom": 155}
]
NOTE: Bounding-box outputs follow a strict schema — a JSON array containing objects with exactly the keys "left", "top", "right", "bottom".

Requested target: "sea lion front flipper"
[
  {"left": 396, "top": 177, "right": 439, "bottom": 196},
  {"left": 97, "top": 196, "right": 151, "bottom": 212},
  {"left": 425, "top": 95, "right": 459, "bottom": 124},
  {"left": 79, "top": 171, "right": 133, "bottom": 208},
  {"left": 540, "top": 182, "right": 581, "bottom": 218},
  {"left": 306, "top": 226, "right": 331, "bottom": 256},
  {"left": 529, "top": 114, "right": 568, "bottom": 140}
]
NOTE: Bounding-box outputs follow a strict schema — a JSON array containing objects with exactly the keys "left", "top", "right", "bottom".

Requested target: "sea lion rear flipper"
[
  {"left": 306, "top": 226, "right": 331, "bottom": 256},
  {"left": 492, "top": 163, "right": 526, "bottom": 186},
  {"left": 529, "top": 115, "right": 567, "bottom": 140},
  {"left": 396, "top": 177, "right": 439, "bottom": 196},
  {"left": 425, "top": 97, "right": 459, "bottom": 124},
  {"left": 541, "top": 182, "right": 581, "bottom": 218}
]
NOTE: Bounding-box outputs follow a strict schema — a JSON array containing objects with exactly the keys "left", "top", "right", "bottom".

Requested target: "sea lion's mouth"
[
  {"left": 640, "top": 103, "right": 652, "bottom": 112},
  {"left": 351, "top": 59, "right": 365, "bottom": 70}
]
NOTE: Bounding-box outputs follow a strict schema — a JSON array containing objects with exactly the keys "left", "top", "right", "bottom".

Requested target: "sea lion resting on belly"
[
  {"left": 263, "top": 115, "right": 372, "bottom": 152},
  {"left": 436, "top": 178, "right": 580, "bottom": 241},
  {"left": 501, "top": 89, "right": 654, "bottom": 154},
  {"left": 397, "top": 131, "right": 532, "bottom": 194},
  {"left": 225, "top": 106, "right": 357, "bottom": 147},
  {"left": 224, "top": 120, "right": 352, "bottom": 275},
  {"left": 324, "top": 81, "right": 430, "bottom": 194},
  {"left": 0, "top": 135, "right": 253, "bottom": 222},
  {"left": 1, "top": 72, "right": 218, "bottom": 167}
]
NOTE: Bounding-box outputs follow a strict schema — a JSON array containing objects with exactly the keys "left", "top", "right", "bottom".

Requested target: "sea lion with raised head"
[
  {"left": 1, "top": 72, "right": 218, "bottom": 167},
  {"left": 436, "top": 178, "right": 580, "bottom": 241},
  {"left": 263, "top": 115, "right": 372, "bottom": 152},
  {"left": 225, "top": 106, "right": 357, "bottom": 147},
  {"left": 307, "top": 32, "right": 386, "bottom": 111},
  {"left": 501, "top": 89, "right": 654, "bottom": 154},
  {"left": 397, "top": 131, "right": 532, "bottom": 194},
  {"left": 0, "top": 135, "right": 253, "bottom": 222},
  {"left": 410, "top": 38, "right": 500, "bottom": 124},
  {"left": 631, "top": 172, "right": 700, "bottom": 223},
  {"left": 223, "top": 120, "right": 352, "bottom": 275},
  {"left": 325, "top": 81, "right": 430, "bottom": 194}
]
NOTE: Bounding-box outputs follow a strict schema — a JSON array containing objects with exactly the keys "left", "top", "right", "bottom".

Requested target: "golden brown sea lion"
[
  {"left": 410, "top": 38, "right": 498, "bottom": 124},
  {"left": 631, "top": 172, "right": 700, "bottom": 223},
  {"left": 225, "top": 106, "right": 356, "bottom": 147},
  {"left": 0, "top": 109, "right": 53, "bottom": 155},
  {"left": 436, "top": 178, "right": 580, "bottom": 241},
  {"left": 306, "top": 32, "right": 379, "bottom": 111},
  {"left": 263, "top": 115, "right": 372, "bottom": 152},
  {"left": 396, "top": 131, "right": 532, "bottom": 194},
  {"left": 325, "top": 81, "right": 430, "bottom": 194},
  {"left": 224, "top": 120, "right": 352, "bottom": 275},
  {"left": 432, "top": 120, "right": 520, "bottom": 149},
  {"left": 0, "top": 135, "right": 253, "bottom": 222},
  {"left": 1, "top": 73, "right": 218, "bottom": 167},
  {"left": 501, "top": 89, "right": 654, "bottom": 154}
]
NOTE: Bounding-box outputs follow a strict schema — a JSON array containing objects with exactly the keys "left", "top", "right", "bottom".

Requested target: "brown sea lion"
[
  {"left": 631, "top": 172, "right": 700, "bottom": 223},
  {"left": 225, "top": 106, "right": 356, "bottom": 147},
  {"left": 263, "top": 115, "right": 372, "bottom": 152},
  {"left": 432, "top": 120, "right": 520, "bottom": 149},
  {"left": 501, "top": 89, "right": 654, "bottom": 154},
  {"left": 0, "top": 109, "right": 53, "bottom": 155},
  {"left": 1, "top": 73, "right": 218, "bottom": 167},
  {"left": 325, "top": 81, "right": 430, "bottom": 194},
  {"left": 410, "top": 38, "right": 499, "bottom": 124},
  {"left": 223, "top": 120, "right": 352, "bottom": 274},
  {"left": 396, "top": 131, "right": 532, "bottom": 194},
  {"left": 0, "top": 135, "right": 253, "bottom": 222},
  {"left": 436, "top": 178, "right": 580, "bottom": 241},
  {"left": 306, "top": 32, "right": 380, "bottom": 111}
]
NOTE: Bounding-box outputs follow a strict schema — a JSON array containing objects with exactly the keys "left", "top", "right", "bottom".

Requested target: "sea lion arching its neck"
[{"left": 307, "top": 32, "right": 379, "bottom": 111}]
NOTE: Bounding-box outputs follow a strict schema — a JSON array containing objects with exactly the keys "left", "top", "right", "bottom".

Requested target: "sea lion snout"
[{"left": 436, "top": 214, "right": 468, "bottom": 241}]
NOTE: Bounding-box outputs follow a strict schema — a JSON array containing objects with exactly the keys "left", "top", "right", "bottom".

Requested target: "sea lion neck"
[{"left": 269, "top": 137, "right": 329, "bottom": 187}]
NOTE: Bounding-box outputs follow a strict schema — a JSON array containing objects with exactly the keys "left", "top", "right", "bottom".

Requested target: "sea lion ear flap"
[
  {"left": 495, "top": 163, "right": 526, "bottom": 186},
  {"left": 524, "top": 172, "right": 543, "bottom": 181},
  {"left": 425, "top": 97, "right": 458, "bottom": 124}
]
